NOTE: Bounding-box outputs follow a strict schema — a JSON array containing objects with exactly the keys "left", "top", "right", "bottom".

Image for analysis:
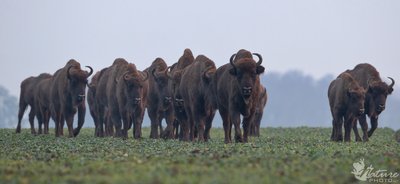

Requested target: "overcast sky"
[{"left": 1, "top": 0, "right": 399, "bottom": 98}]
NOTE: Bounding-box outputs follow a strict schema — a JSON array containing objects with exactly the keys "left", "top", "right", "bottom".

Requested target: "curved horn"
[
  {"left": 388, "top": 77, "right": 395, "bottom": 88},
  {"left": 85, "top": 66, "right": 93, "bottom": 77},
  {"left": 67, "top": 66, "right": 73, "bottom": 79},
  {"left": 230, "top": 54, "right": 237, "bottom": 71},
  {"left": 253, "top": 53, "right": 263, "bottom": 65},
  {"left": 151, "top": 68, "right": 158, "bottom": 79},
  {"left": 202, "top": 65, "right": 215, "bottom": 80}
]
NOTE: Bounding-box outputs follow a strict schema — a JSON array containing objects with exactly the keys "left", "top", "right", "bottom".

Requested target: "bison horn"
[
  {"left": 67, "top": 66, "right": 73, "bottom": 80},
  {"left": 388, "top": 77, "right": 395, "bottom": 89},
  {"left": 151, "top": 68, "right": 158, "bottom": 79},
  {"left": 203, "top": 66, "right": 215, "bottom": 81},
  {"left": 230, "top": 54, "right": 237, "bottom": 72},
  {"left": 86, "top": 66, "right": 93, "bottom": 77},
  {"left": 253, "top": 53, "right": 263, "bottom": 65}
]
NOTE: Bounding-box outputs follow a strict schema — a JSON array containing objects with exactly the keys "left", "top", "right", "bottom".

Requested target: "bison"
[
  {"left": 34, "top": 75, "right": 53, "bottom": 134},
  {"left": 179, "top": 55, "right": 217, "bottom": 141},
  {"left": 145, "top": 58, "right": 174, "bottom": 139},
  {"left": 249, "top": 86, "right": 268, "bottom": 137},
  {"left": 328, "top": 72, "right": 366, "bottom": 142},
  {"left": 215, "top": 49, "right": 265, "bottom": 143},
  {"left": 167, "top": 49, "right": 195, "bottom": 140},
  {"left": 50, "top": 59, "right": 93, "bottom": 137},
  {"left": 94, "top": 66, "right": 114, "bottom": 137},
  {"left": 16, "top": 73, "right": 52, "bottom": 134},
  {"left": 106, "top": 58, "right": 148, "bottom": 139},
  {"left": 346, "top": 63, "right": 395, "bottom": 140},
  {"left": 87, "top": 71, "right": 101, "bottom": 136}
]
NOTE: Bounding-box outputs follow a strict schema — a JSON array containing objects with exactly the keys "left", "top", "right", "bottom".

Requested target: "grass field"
[{"left": 0, "top": 127, "right": 399, "bottom": 184}]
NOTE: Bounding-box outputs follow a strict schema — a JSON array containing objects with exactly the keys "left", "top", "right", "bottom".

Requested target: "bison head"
[
  {"left": 347, "top": 87, "right": 366, "bottom": 116},
  {"left": 120, "top": 66, "right": 148, "bottom": 107},
  {"left": 152, "top": 66, "right": 173, "bottom": 109},
  {"left": 229, "top": 52, "right": 265, "bottom": 102},
  {"left": 367, "top": 77, "right": 395, "bottom": 113},
  {"left": 167, "top": 69, "right": 185, "bottom": 111},
  {"left": 67, "top": 65, "right": 93, "bottom": 105}
]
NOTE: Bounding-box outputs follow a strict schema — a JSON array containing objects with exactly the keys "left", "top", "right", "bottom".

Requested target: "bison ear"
[
  {"left": 388, "top": 87, "right": 394, "bottom": 95},
  {"left": 229, "top": 68, "right": 237, "bottom": 76},
  {"left": 256, "top": 66, "right": 265, "bottom": 74}
]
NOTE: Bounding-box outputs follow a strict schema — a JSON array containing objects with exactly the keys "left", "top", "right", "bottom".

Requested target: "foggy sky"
[{"left": 1, "top": 0, "right": 399, "bottom": 98}]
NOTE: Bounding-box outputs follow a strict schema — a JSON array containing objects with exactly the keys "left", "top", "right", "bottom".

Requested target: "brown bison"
[
  {"left": 50, "top": 59, "right": 93, "bottom": 137},
  {"left": 215, "top": 49, "right": 265, "bottom": 143},
  {"left": 167, "top": 49, "right": 195, "bottom": 140},
  {"left": 94, "top": 66, "right": 114, "bottom": 137},
  {"left": 145, "top": 58, "right": 174, "bottom": 139},
  {"left": 34, "top": 75, "right": 53, "bottom": 134},
  {"left": 87, "top": 71, "right": 101, "bottom": 136},
  {"left": 106, "top": 58, "right": 148, "bottom": 139},
  {"left": 16, "top": 73, "right": 52, "bottom": 134},
  {"left": 346, "top": 63, "right": 395, "bottom": 140},
  {"left": 179, "top": 55, "right": 217, "bottom": 142},
  {"left": 249, "top": 86, "right": 268, "bottom": 137},
  {"left": 328, "top": 72, "right": 366, "bottom": 142}
]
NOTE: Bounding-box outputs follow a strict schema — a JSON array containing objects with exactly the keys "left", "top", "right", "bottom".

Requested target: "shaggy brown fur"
[
  {"left": 346, "top": 63, "right": 394, "bottom": 140},
  {"left": 215, "top": 49, "right": 265, "bottom": 143},
  {"left": 50, "top": 59, "right": 93, "bottom": 137},
  {"left": 328, "top": 72, "right": 366, "bottom": 142},
  {"left": 145, "top": 58, "right": 174, "bottom": 139},
  {"left": 179, "top": 55, "right": 217, "bottom": 142},
  {"left": 16, "top": 73, "right": 52, "bottom": 134}
]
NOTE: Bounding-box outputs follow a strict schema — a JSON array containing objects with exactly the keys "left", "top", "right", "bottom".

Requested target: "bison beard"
[
  {"left": 215, "top": 49, "right": 265, "bottom": 143},
  {"left": 328, "top": 72, "right": 366, "bottom": 142},
  {"left": 50, "top": 59, "right": 93, "bottom": 137}
]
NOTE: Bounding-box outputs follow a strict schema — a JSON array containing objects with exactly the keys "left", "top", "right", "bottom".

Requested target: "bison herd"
[{"left": 15, "top": 49, "right": 394, "bottom": 143}]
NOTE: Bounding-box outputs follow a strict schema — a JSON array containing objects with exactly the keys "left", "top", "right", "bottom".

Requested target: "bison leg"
[
  {"left": 148, "top": 108, "right": 160, "bottom": 139},
  {"left": 219, "top": 108, "right": 231, "bottom": 143},
  {"left": 36, "top": 110, "right": 43, "bottom": 135},
  {"left": 96, "top": 106, "right": 105, "bottom": 137},
  {"left": 232, "top": 113, "right": 243, "bottom": 143},
  {"left": 65, "top": 114, "right": 74, "bottom": 138},
  {"left": 358, "top": 115, "right": 369, "bottom": 142},
  {"left": 330, "top": 119, "right": 336, "bottom": 141},
  {"left": 161, "top": 109, "right": 175, "bottom": 139},
  {"left": 59, "top": 114, "right": 65, "bottom": 136},
  {"left": 242, "top": 114, "right": 255, "bottom": 143},
  {"left": 16, "top": 100, "right": 28, "bottom": 133},
  {"left": 352, "top": 121, "right": 362, "bottom": 142},
  {"left": 73, "top": 104, "right": 85, "bottom": 137},
  {"left": 344, "top": 116, "right": 355, "bottom": 142},
  {"left": 368, "top": 116, "right": 378, "bottom": 138},
  {"left": 111, "top": 109, "right": 122, "bottom": 137},
  {"left": 44, "top": 110, "right": 50, "bottom": 134},
  {"left": 332, "top": 112, "right": 343, "bottom": 142},
  {"left": 132, "top": 109, "right": 145, "bottom": 139},
  {"left": 121, "top": 110, "right": 131, "bottom": 139},
  {"left": 204, "top": 110, "right": 215, "bottom": 141},
  {"left": 28, "top": 108, "right": 37, "bottom": 135}
]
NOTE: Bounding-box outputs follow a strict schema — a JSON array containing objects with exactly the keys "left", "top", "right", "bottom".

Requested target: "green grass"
[{"left": 0, "top": 127, "right": 399, "bottom": 184}]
